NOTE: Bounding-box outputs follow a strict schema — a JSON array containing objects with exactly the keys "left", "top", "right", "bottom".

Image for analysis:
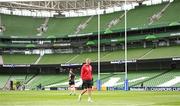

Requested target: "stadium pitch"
[{"left": 0, "top": 91, "right": 180, "bottom": 106}]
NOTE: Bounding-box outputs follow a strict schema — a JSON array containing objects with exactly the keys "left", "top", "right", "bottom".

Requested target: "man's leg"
[
  {"left": 87, "top": 88, "right": 93, "bottom": 102},
  {"left": 78, "top": 89, "right": 87, "bottom": 101},
  {"left": 69, "top": 85, "right": 72, "bottom": 95},
  {"left": 81, "top": 89, "right": 87, "bottom": 95},
  {"left": 72, "top": 85, "right": 76, "bottom": 95}
]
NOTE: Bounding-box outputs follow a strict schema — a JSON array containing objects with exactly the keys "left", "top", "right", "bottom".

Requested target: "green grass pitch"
[{"left": 0, "top": 91, "right": 180, "bottom": 106}]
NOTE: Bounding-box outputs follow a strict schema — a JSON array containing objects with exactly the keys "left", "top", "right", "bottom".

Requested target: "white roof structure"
[{"left": 0, "top": 0, "right": 145, "bottom": 11}]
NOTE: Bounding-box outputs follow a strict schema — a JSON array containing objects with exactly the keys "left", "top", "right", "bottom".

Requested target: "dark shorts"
[
  {"left": 82, "top": 80, "right": 93, "bottom": 89},
  {"left": 69, "top": 80, "right": 75, "bottom": 86}
]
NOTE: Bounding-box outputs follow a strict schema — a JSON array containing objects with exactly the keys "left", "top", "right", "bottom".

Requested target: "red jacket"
[{"left": 81, "top": 64, "right": 93, "bottom": 80}]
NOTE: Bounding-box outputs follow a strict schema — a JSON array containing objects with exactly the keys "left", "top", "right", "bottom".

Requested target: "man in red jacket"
[{"left": 78, "top": 58, "right": 93, "bottom": 102}]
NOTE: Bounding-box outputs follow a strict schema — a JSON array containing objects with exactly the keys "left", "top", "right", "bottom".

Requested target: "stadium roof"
[{"left": 0, "top": 0, "right": 145, "bottom": 11}]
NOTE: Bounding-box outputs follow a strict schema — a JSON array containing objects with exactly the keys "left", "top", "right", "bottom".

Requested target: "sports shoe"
[{"left": 88, "top": 98, "right": 93, "bottom": 103}]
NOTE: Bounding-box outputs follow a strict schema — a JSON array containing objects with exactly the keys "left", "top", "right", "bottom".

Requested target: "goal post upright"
[{"left": 97, "top": 0, "right": 101, "bottom": 91}]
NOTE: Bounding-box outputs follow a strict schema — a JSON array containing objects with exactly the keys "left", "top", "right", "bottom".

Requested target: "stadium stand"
[
  {"left": 1, "top": 69, "right": 180, "bottom": 90},
  {"left": 43, "top": 16, "right": 88, "bottom": 37},
  {"left": 111, "top": 3, "right": 168, "bottom": 31},
  {"left": 0, "top": 31, "right": 178, "bottom": 49},
  {"left": 0, "top": 75, "right": 10, "bottom": 88},
  {"left": 141, "top": 46, "right": 180, "bottom": 59},
  {"left": 2, "top": 54, "right": 39, "bottom": 64},
  {"left": 100, "top": 48, "right": 152, "bottom": 62},
  {"left": 2, "top": 45, "right": 180, "bottom": 64},
  {"left": 102, "top": 70, "right": 164, "bottom": 88},
  {"left": 10, "top": 74, "right": 28, "bottom": 85},
  {"left": 0, "top": 14, "right": 44, "bottom": 37},
  {"left": 86, "top": 32, "right": 180, "bottom": 45},
  {"left": 29, "top": 70, "right": 180, "bottom": 89},
  {"left": 134, "top": 70, "right": 180, "bottom": 87},
  {"left": 0, "top": 0, "right": 179, "bottom": 37},
  {"left": 78, "top": 11, "right": 124, "bottom": 34},
  {"left": 0, "top": 42, "right": 37, "bottom": 48},
  {"left": 26, "top": 74, "right": 68, "bottom": 89},
  {"left": 153, "top": 0, "right": 180, "bottom": 25},
  {"left": 38, "top": 53, "right": 77, "bottom": 64}
]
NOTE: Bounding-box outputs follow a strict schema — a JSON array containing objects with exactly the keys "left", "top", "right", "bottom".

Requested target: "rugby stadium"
[{"left": 0, "top": 0, "right": 180, "bottom": 106}]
